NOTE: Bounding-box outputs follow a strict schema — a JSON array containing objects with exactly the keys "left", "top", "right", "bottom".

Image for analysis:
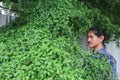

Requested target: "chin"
[{"left": 89, "top": 45, "right": 94, "bottom": 48}]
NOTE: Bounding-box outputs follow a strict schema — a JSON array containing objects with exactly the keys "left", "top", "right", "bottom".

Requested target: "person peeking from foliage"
[{"left": 87, "top": 26, "right": 117, "bottom": 80}]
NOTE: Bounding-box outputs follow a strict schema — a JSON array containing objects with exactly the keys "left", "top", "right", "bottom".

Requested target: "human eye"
[{"left": 90, "top": 36, "right": 93, "bottom": 38}]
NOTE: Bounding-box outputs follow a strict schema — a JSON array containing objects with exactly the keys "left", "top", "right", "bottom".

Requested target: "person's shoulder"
[{"left": 104, "top": 50, "right": 116, "bottom": 64}]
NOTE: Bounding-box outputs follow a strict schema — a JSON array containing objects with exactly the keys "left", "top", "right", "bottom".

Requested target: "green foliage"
[
  {"left": 82, "top": 53, "right": 112, "bottom": 80},
  {"left": 0, "top": 0, "right": 119, "bottom": 79},
  {"left": 0, "top": 23, "right": 112, "bottom": 79},
  {"left": 0, "top": 22, "right": 82, "bottom": 79}
]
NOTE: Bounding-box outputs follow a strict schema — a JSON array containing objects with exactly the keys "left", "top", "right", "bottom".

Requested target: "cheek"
[
  {"left": 92, "top": 39, "right": 101, "bottom": 46},
  {"left": 93, "top": 38, "right": 100, "bottom": 43},
  {"left": 88, "top": 38, "right": 100, "bottom": 47}
]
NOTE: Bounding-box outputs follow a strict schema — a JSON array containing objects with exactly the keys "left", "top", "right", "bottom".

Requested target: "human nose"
[{"left": 88, "top": 37, "right": 91, "bottom": 42}]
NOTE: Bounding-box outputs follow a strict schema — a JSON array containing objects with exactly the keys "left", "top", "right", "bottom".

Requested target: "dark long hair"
[{"left": 88, "top": 26, "right": 109, "bottom": 48}]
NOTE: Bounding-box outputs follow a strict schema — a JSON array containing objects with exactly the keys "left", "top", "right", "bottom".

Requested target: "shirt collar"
[
  {"left": 97, "top": 47, "right": 105, "bottom": 54},
  {"left": 92, "top": 47, "right": 105, "bottom": 59},
  {"left": 93, "top": 47, "right": 105, "bottom": 54}
]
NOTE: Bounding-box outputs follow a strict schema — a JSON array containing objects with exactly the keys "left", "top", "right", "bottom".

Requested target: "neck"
[{"left": 93, "top": 44, "right": 103, "bottom": 51}]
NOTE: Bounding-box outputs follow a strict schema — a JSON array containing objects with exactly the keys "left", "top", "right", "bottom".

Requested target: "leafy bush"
[
  {"left": 0, "top": 23, "right": 112, "bottom": 79},
  {"left": 0, "top": 0, "right": 119, "bottom": 79}
]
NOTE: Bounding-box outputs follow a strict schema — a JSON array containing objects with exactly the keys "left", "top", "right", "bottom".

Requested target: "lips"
[{"left": 88, "top": 42, "right": 92, "bottom": 45}]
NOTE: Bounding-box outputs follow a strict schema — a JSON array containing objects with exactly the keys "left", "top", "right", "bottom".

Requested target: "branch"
[{"left": 0, "top": 5, "right": 21, "bottom": 12}]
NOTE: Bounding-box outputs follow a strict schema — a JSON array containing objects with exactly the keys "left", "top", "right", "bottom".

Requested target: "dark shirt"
[{"left": 93, "top": 47, "right": 117, "bottom": 80}]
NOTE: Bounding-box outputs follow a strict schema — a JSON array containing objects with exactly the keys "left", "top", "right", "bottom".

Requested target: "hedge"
[{"left": 0, "top": 0, "right": 119, "bottom": 79}]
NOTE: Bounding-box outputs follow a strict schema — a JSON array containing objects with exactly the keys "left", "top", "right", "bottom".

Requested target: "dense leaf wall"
[{"left": 0, "top": 0, "right": 119, "bottom": 79}]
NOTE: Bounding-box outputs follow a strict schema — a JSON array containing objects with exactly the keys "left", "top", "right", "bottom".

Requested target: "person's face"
[{"left": 87, "top": 31, "right": 104, "bottom": 48}]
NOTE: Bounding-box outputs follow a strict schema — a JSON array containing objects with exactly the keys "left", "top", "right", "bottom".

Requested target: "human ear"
[{"left": 100, "top": 35, "right": 104, "bottom": 42}]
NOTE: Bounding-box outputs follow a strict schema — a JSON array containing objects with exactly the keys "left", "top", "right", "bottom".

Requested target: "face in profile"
[{"left": 87, "top": 31, "right": 104, "bottom": 49}]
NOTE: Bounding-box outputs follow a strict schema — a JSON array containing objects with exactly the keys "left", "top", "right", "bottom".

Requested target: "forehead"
[{"left": 88, "top": 31, "right": 96, "bottom": 36}]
